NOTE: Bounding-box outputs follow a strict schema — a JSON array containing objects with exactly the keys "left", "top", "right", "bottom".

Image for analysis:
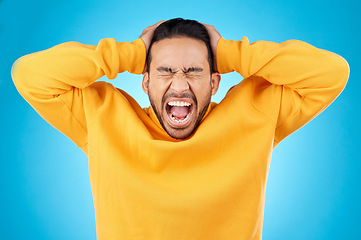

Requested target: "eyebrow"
[
  {"left": 157, "top": 67, "right": 173, "bottom": 73},
  {"left": 156, "top": 66, "right": 203, "bottom": 73}
]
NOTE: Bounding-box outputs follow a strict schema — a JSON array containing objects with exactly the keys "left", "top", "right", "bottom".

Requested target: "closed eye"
[
  {"left": 158, "top": 74, "right": 174, "bottom": 78},
  {"left": 156, "top": 66, "right": 203, "bottom": 78},
  {"left": 183, "top": 67, "right": 203, "bottom": 73}
]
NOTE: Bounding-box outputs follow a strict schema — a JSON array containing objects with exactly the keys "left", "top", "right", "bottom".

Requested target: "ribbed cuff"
[
  {"left": 117, "top": 38, "right": 146, "bottom": 74},
  {"left": 217, "top": 37, "right": 245, "bottom": 74}
]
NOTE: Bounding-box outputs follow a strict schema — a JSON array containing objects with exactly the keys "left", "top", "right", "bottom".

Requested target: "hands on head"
[
  {"left": 140, "top": 21, "right": 165, "bottom": 53},
  {"left": 200, "top": 23, "right": 221, "bottom": 72},
  {"left": 140, "top": 21, "right": 165, "bottom": 73},
  {"left": 140, "top": 20, "right": 221, "bottom": 73}
]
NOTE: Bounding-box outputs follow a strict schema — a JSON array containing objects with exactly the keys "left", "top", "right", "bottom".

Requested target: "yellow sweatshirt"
[{"left": 12, "top": 36, "right": 349, "bottom": 239}]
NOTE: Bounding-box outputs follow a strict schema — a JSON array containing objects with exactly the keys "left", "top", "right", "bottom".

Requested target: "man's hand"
[
  {"left": 202, "top": 23, "right": 221, "bottom": 72},
  {"left": 140, "top": 20, "right": 165, "bottom": 53},
  {"left": 140, "top": 21, "right": 165, "bottom": 73}
]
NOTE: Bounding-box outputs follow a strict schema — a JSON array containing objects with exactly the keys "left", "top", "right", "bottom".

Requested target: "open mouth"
[{"left": 165, "top": 99, "right": 194, "bottom": 128}]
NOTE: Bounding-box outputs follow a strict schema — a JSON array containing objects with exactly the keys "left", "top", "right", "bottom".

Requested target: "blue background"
[{"left": 1, "top": 0, "right": 360, "bottom": 239}]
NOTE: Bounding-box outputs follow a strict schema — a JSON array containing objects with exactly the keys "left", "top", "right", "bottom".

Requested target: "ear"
[
  {"left": 210, "top": 72, "right": 221, "bottom": 95},
  {"left": 142, "top": 72, "right": 149, "bottom": 95}
]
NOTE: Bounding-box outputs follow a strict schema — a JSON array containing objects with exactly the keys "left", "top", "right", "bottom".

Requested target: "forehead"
[{"left": 150, "top": 37, "right": 208, "bottom": 68}]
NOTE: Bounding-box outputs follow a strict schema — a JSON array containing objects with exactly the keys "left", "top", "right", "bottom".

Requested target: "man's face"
[{"left": 142, "top": 37, "right": 220, "bottom": 139}]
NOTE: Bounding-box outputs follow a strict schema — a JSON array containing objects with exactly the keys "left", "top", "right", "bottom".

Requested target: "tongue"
[{"left": 170, "top": 106, "right": 189, "bottom": 119}]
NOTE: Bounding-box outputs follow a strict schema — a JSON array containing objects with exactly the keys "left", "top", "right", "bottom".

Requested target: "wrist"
[
  {"left": 117, "top": 38, "right": 146, "bottom": 74},
  {"left": 216, "top": 37, "right": 244, "bottom": 74}
]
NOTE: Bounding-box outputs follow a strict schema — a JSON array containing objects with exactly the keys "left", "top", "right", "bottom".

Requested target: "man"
[{"left": 12, "top": 18, "right": 349, "bottom": 239}]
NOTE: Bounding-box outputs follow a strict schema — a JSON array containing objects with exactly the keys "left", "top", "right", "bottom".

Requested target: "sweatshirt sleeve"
[
  {"left": 216, "top": 37, "right": 349, "bottom": 144},
  {"left": 11, "top": 38, "right": 146, "bottom": 153}
]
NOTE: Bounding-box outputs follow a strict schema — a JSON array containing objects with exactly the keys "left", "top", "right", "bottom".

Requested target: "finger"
[
  {"left": 140, "top": 20, "right": 165, "bottom": 37},
  {"left": 155, "top": 20, "right": 166, "bottom": 26},
  {"left": 150, "top": 20, "right": 166, "bottom": 30},
  {"left": 200, "top": 22, "right": 214, "bottom": 29}
]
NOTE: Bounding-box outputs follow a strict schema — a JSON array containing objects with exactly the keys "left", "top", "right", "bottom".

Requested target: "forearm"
[
  {"left": 12, "top": 38, "right": 145, "bottom": 99},
  {"left": 217, "top": 37, "right": 349, "bottom": 96}
]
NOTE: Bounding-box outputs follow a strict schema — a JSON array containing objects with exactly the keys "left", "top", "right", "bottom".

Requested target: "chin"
[
  {"left": 166, "top": 127, "right": 195, "bottom": 139},
  {"left": 149, "top": 92, "right": 209, "bottom": 140},
  {"left": 162, "top": 116, "right": 197, "bottom": 139}
]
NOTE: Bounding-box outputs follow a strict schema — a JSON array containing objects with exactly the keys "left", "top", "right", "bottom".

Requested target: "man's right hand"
[
  {"left": 140, "top": 21, "right": 165, "bottom": 73},
  {"left": 140, "top": 21, "right": 165, "bottom": 54}
]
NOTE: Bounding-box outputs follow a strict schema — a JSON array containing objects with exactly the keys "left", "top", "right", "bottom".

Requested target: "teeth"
[
  {"left": 168, "top": 101, "right": 191, "bottom": 107},
  {"left": 170, "top": 112, "right": 191, "bottom": 123}
]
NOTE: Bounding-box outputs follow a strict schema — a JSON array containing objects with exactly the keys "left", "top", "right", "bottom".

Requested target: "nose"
[{"left": 169, "top": 74, "right": 190, "bottom": 93}]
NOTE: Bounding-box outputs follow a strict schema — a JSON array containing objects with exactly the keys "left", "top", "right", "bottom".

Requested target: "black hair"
[{"left": 146, "top": 18, "right": 214, "bottom": 73}]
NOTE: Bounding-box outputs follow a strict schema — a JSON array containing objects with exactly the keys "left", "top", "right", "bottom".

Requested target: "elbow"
[
  {"left": 11, "top": 55, "right": 36, "bottom": 99},
  {"left": 330, "top": 53, "right": 350, "bottom": 94},
  {"left": 11, "top": 56, "right": 27, "bottom": 93},
  {"left": 336, "top": 54, "right": 349, "bottom": 90},
  {"left": 316, "top": 50, "right": 350, "bottom": 99}
]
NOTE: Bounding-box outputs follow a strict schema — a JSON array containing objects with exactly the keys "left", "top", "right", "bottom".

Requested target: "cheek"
[
  {"left": 148, "top": 80, "right": 168, "bottom": 105},
  {"left": 149, "top": 74, "right": 171, "bottom": 91},
  {"left": 191, "top": 80, "right": 212, "bottom": 100}
]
